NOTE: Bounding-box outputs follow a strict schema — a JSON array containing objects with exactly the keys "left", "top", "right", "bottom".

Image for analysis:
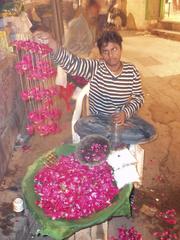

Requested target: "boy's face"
[
  {"left": 100, "top": 42, "right": 122, "bottom": 68},
  {"left": 63, "top": 2, "right": 75, "bottom": 22},
  {"left": 86, "top": 6, "right": 99, "bottom": 25}
]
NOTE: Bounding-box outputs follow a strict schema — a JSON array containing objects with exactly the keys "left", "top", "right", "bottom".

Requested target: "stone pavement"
[
  {"left": 0, "top": 31, "right": 180, "bottom": 239},
  {"left": 122, "top": 31, "right": 180, "bottom": 189}
]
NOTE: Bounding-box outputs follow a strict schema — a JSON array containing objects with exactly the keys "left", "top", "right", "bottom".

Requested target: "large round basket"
[{"left": 22, "top": 144, "right": 133, "bottom": 240}]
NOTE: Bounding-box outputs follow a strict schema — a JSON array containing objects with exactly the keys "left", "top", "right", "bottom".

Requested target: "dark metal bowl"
[{"left": 76, "top": 134, "right": 110, "bottom": 166}]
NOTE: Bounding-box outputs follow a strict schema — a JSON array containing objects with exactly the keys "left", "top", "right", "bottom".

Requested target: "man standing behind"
[
  {"left": 62, "top": 0, "right": 100, "bottom": 57},
  {"left": 56, "top": 0, "right": 100, "bottom": 92}
]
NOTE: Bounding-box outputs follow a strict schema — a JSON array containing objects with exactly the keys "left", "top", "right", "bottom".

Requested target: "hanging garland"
[{"left": 13, "top": 40, "right": 62, "bottom": 136}]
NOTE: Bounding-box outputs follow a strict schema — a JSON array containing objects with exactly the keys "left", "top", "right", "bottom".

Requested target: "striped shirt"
[{"left": 52, "top": 48, "right": 144, "bottom": 118}]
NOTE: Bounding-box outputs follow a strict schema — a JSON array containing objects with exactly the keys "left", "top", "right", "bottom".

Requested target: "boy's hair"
[{"left": 97, "top": 31, "right": 123, "bottom": 52}]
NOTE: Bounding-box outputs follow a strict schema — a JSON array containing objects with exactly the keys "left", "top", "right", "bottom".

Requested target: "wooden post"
[
  {"left": 91, "top": 222, "right": 108, "bottom": 240},
  {"left": 67, "top": 221, "right": 109, "bottom": 240},
  {"left": 75, "top": 228, "right": 91, "bottom": 240},
  {"left": 50, "top": 0, "right": 64, "bottom": 45},
  {"left": 68, "top": 234, "right": 75, "bottom": 240}
]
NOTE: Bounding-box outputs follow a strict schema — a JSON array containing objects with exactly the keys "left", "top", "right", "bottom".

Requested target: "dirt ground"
[{"left": 0, "top": 32, "right": 180, "bottom": 239}]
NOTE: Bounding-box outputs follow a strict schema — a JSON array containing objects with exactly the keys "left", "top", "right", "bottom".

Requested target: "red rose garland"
[{"left": 13, "top": 40, "right": 64, "bottom": 136}]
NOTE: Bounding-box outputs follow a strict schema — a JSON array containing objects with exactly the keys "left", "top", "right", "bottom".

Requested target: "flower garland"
[
  {"left": 21, "top": 87, "right": 59, "bottom": 101},
  {"left": 26, "top": 108, "right": 61, "bottom": 136},
  {"left": 13, "top": 40, "right": 62, "bottom": 136},
  {"left": 15, "top": 55, "right": 57, "bottom": 80},
  {"left": 13, "top": 40, "right": 52, "bottom": 55},
  {"left": 34, "top": 153, "right": 119, "bottom": 220}
]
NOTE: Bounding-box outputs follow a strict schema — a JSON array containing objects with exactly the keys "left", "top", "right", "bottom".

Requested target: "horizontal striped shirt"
[{"left": 51, "top": 48, "right": 144, "bottom": 118}]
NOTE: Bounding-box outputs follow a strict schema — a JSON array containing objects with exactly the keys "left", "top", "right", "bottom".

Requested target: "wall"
[
  {"left": 126, "top": 0, "right": 147, "bottom": 30},
  {"left": 146, "top": 0, "right": 161, "bottom": 20},
  {"left": 0, "top": 55, "right": 25, "bottom": 180},
  {"left": 125, "top": 0, "right": 161, "bottom": 30}
]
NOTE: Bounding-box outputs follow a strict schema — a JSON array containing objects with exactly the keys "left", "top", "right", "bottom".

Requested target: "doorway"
[{"left": 164, "top": 0, "right": 180, "bottom": 20}]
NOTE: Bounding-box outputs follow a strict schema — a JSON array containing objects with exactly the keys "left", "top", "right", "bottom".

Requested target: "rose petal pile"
[
  {"left": 153, "top": 229, "right": 178, "bottom": 240},
  {"left": 34, "top": 153, "right": 119, "bottom": 220},
  {"left": 111, "top": 227, "right": 142, "bottom": 240},
  {"left": 158, "top": 209, "right": 177, "bottom": 225}
]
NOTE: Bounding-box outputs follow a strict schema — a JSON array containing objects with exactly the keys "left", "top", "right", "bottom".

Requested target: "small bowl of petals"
[{"left": 76, "top": 134, "right": 110, "bottom": 166}]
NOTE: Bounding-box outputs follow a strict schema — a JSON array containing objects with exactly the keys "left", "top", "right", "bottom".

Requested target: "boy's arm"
[
  {"left": 122, "top": 66, "right": 144, "bottom": 119},
  {"left": 33, "top": 31, "right": 97, "bottom": 81},
  {"left": 51, "top": 47, "right": 96, "bottom": 81}
]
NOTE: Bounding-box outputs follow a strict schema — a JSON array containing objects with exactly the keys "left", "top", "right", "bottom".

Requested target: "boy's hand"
[{"left": 112, "top": 111, "right": 126, "bottom": 125}]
